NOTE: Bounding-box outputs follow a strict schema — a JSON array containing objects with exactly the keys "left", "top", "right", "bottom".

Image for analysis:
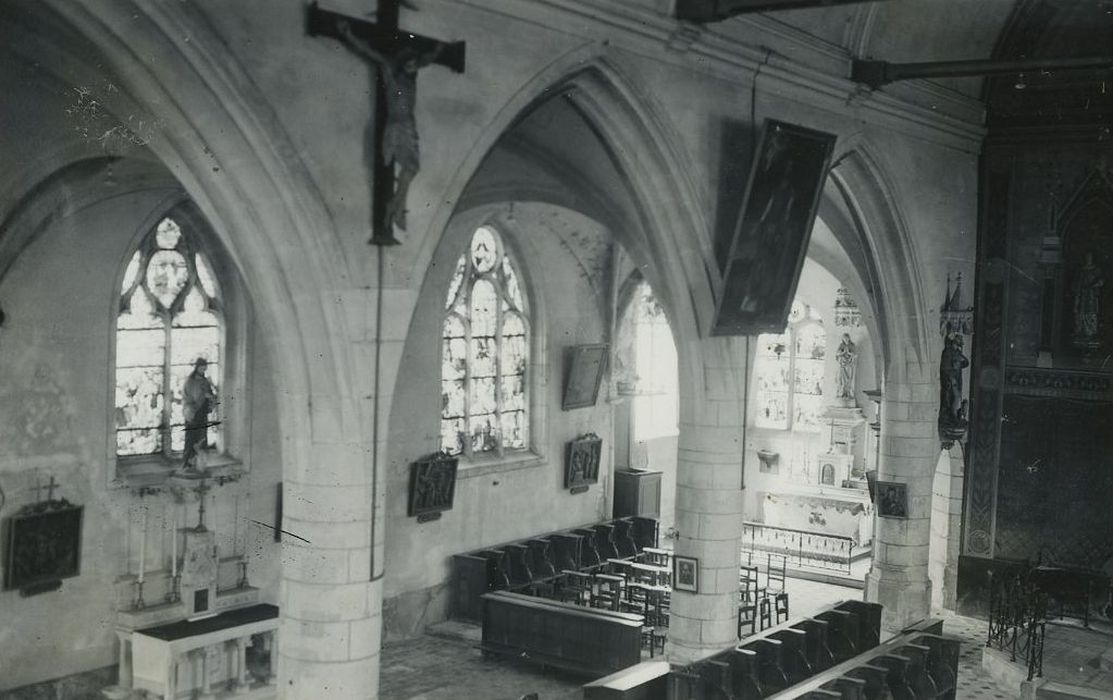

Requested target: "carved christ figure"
[{"left": 338, "top": 20, "right": 442, "bottom": 231}]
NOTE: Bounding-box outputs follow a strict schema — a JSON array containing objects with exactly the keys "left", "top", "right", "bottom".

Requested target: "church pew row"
[
  {"left": 668, "top": 601, "right": 884, "bottom": 700},
  {"left": 481, "top": 590, "right": 645, "bottom": 677},
  {"left": 454, "top": 516, "right": 659, "bottom": 621},
  {"left": 763, "top": 619, "right": 960, "bottom": 700}
]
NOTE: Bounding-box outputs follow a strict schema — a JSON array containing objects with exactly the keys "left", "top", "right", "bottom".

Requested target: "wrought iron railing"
[
  {"left": 741, "top": 521, "right": 855, "bottom": 575},
  {"left": 986, "top": 567, "right": 1048, "bottom": 682}
]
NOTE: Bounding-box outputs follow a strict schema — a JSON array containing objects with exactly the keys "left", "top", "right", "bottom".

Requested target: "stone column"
[
  {"left": 667, "top": 336, "right": 747, "bottom": 664},
  {"left": 278, "top": 395, "right": 380, "bottom": 698},
  {"left": 864, "top": 360, "right": 938, "bottom": 634},
  {"left": 929, "top": 444, "right": 964, "bottom": 611}
]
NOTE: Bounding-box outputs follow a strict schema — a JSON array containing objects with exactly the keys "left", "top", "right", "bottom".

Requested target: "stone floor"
[{"left": 379, "top": 577, "right": 1035, "bottom": 700}]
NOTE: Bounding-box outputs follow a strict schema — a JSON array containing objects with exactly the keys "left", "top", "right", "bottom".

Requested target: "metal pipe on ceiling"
[{"left": 852, "top": 55, "right": 1113, "bottom": 90}]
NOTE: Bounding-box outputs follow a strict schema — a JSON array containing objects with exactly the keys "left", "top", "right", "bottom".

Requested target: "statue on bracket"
[
  {"left": 1072, "top": 252, "right": 1104, "bottom": 349},
  {"left": 938, "top": 332, "right": 969, "bottom": 448},
  {"left": 834, "top": 333, "right": 858, "bottom": 406},
  {"left": 180, "top": 357, "right": 219, "bottom": 475}
]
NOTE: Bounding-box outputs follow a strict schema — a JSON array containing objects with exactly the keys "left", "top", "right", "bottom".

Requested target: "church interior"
[{"left": 1, "top": 0, "right": 1112, "bottom": 698}]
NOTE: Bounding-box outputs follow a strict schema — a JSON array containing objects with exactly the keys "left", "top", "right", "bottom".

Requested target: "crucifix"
[
  {"left": 31, "top": 475, "right": 61, "bottom": 503},
  {"left": 308, "top": 1, "right": 466, "bottom": 246}
]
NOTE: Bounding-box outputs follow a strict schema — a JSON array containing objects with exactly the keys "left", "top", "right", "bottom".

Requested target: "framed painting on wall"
[
  {"left": 876, "top": 480, "right": 908, "bottom": 519},
  {"left": 565, "top": 433, "right": 603, "bottom": 493},
  {"left": 712, "top": 119, "right": 837, "bottom": 336},
  {"left": 562, "top": 344, "right": 609, "bottom": 410},
  {"left": 674, "top": 555, "right": 699, "bottom": 593},
  {"left": 408, "top": 452, "right": 459, "bottom": 522}
]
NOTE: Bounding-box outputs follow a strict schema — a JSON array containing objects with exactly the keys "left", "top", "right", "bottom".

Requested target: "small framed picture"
[
  {"left": 673, "top": 555, "right": 699, "bottom": 593},
  {"left": 562, "top": 344, "right": 609, "bottom": 410},
  {"left": 876, "top": 480, "right": 908, "bottom": 519}
]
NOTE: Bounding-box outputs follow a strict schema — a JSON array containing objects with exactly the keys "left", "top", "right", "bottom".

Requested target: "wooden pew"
[
  {"left": 582, "top": 660, "right": 670, "bottom": 700},
  {"left": 763, "top": 620, "right": 962, "bottom": 700},
  {"left": 452, "top": 517, "right": 658, "bottom": 621},
  {"left": 668, "top": 600, "right": 883, "bottom": 700},
  {"left": 481, "top": 591, "right": 643, "bottom": 677}
]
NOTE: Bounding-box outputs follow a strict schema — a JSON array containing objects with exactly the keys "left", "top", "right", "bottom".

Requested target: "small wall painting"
[
  {"left": 674, "top": 555, "right": 699, "bottom": 593},
  {"left": 562, "top": 344, "right": 609, "bottom": 410},
  {"left": 408, "top": 452, "right": 459, "bottom": 522},
  {"left": 876, "top": 480, "right": 908, "bottom": 519},
  {"left": 565, "top": 433, "right": 602, "bottom": 494}
]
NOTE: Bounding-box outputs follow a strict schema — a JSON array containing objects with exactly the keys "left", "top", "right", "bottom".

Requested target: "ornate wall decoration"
[
  {"left": 1005, "top": 368, "right": 1113, "bottom": 400},
  {"left": 833, "top": 287, "right": 861, "bottom": 328},
  {"left": 564, "top": 433, "right": 602, "bottom": 494},
  {"left": 408, "top": 452, "right": 459, "bottom": 522},
  {"left": 964, "top": 172, "right": 1011, "bottom": 559}
]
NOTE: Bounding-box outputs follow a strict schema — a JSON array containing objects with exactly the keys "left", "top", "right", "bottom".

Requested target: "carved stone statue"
[
  {"left": 182, "top": 358, "right": 217, "bottom": 472},
  {"left": 1072, "top": 252, "right": 1104, "bottom": 348},
  {"left": 938, "top": 332, "right": 969, "bottom": 446},
  {"left": 835, "top": 333, "right": 858, "bottom": 405}
]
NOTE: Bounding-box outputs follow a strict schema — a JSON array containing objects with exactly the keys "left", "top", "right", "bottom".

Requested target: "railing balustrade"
[
  {"left": 742, "top": 521, "right": 855, "bottom": 575},
  {"left": 986, "top": 567, "right": 1048, "bottom": 681}
]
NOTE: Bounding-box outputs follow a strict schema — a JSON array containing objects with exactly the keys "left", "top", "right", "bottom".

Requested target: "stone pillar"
[
  {"left": 278, "top": 395, "right": 380, "bottom": 699},
  {"left": 864, "top": 361, "right": 937, "bottom": 634},
  {"left": 929, "top": 444, "right": 964, "bottom": 611},
  {"left": 667, "top": 337, "right": 746, "bottom": 664}
]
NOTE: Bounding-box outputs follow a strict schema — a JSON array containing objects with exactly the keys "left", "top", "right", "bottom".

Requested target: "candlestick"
[
  {"left": 170, "top": 506, "right": 178, "bottom": 578},
  {"left": 137, "top": 504, "right": 147, "bottom": 585}
]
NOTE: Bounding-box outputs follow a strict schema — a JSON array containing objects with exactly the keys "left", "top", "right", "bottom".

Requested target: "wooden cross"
[
  {"left": 31, "top": 475, "right": 60, "bottom": 503},
  {"left": 308, "top": 1, "right": 466, "bottom": 246}
]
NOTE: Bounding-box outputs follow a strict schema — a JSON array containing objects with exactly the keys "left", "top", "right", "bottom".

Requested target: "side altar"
[{"left": 112, "top": 472, "right": 278, "bottom": 699}]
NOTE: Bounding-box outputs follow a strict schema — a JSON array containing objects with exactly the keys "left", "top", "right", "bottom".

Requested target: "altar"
[
  {"left": 131, "top": 603, "right": 278, "bottom": 699},
  {"left": 759, "top": 483, "right": 873, "bottom": 547}
]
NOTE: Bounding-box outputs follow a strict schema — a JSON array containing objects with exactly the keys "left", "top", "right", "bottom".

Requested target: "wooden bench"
[
  {"left": 764, "top": 618, "right": 960, "bottom": 699},
  {"left": 582, "top": 660, "right": 670, "bottom": 699},
  {"left": 669, "top": 600, "right": 883, "bottom": 699},
  {"left": 453, "top": 516, "right": 658, "bottom": 622},
  {"left": 481, "top": 591, "right": 643, "bottom": 677}
]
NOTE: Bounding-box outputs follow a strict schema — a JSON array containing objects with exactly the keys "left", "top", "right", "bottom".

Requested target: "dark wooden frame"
[
  {"left": 876, "top": 480, "right": 909, "bottom": 519},
  {"left": 674, "top": 554, "right": 700, "bottom": 593},
  {"left": 712, "top": 119, "right": 837, "bottom": 336},
  {"left": 565, "top": 434, "right": 603, "bottom": 490},
  {"left": 408, "top": 453, "right": 459, "bottom": 519},
  {"left": 562, "top": 344, "right": 609, "bottom": 410},
  {"left": 3, "top": 502, "right": 84, "bottom": 592}
]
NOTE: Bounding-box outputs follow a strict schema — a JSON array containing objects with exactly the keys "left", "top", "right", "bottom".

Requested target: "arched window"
[
  {"left": 115, "top": 217, "right": 224, "bottom": 458},
  {"left": 628, "top": 281, "right": 678, "bottom": 442},
  {"left": 441, "top": 226, "right": 529, "bottom": 457},
  {"left": 754, "top": 299, "right": 825, "bottom": 432}
]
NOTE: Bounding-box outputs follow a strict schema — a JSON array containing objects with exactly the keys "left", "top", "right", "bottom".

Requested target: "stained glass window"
[
  {"left": 116, "top": 217, "right": 223, "bottom": 457},
  {"left": 754, "top": 299, "right": 825, "bottom": 432},
  {"left": 441, "top": 226, "right": 529, "bottom": 457}
]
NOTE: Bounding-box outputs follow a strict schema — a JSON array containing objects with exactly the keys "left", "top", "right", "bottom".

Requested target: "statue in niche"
[
  {"left": 1072, "top": 252, "right": 1104, "bottom": 349},
  {"left": 181, "top": 358, "right": 218, "bottom": 472},
  {"left": 834, "top": 333, "right": 858, "bottom": 405},
  {"left": 938, "top": 332, "right": 969, "bottom": 447}
]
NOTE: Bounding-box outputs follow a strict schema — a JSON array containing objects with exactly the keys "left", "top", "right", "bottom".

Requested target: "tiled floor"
[{"left": 380, "top": 578, "right": 1106, "bottom": 700}]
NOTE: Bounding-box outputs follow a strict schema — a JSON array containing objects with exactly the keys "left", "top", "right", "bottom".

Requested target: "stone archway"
[{"left": 21, "top": 2, "right": 377, "bottom": 695}]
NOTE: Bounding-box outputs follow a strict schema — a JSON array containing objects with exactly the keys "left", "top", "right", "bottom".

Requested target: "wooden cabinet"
[{"left": 613, "top": 469, "right": 662, "bottom": 518}]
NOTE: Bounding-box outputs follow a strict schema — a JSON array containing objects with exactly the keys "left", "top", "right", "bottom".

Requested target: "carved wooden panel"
[
  {"left": 995, "top": 395, "right": 1113, "bottom": 570},
  {"left": 965, "top": 169, "right": 1011, "bottom": 559}
]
